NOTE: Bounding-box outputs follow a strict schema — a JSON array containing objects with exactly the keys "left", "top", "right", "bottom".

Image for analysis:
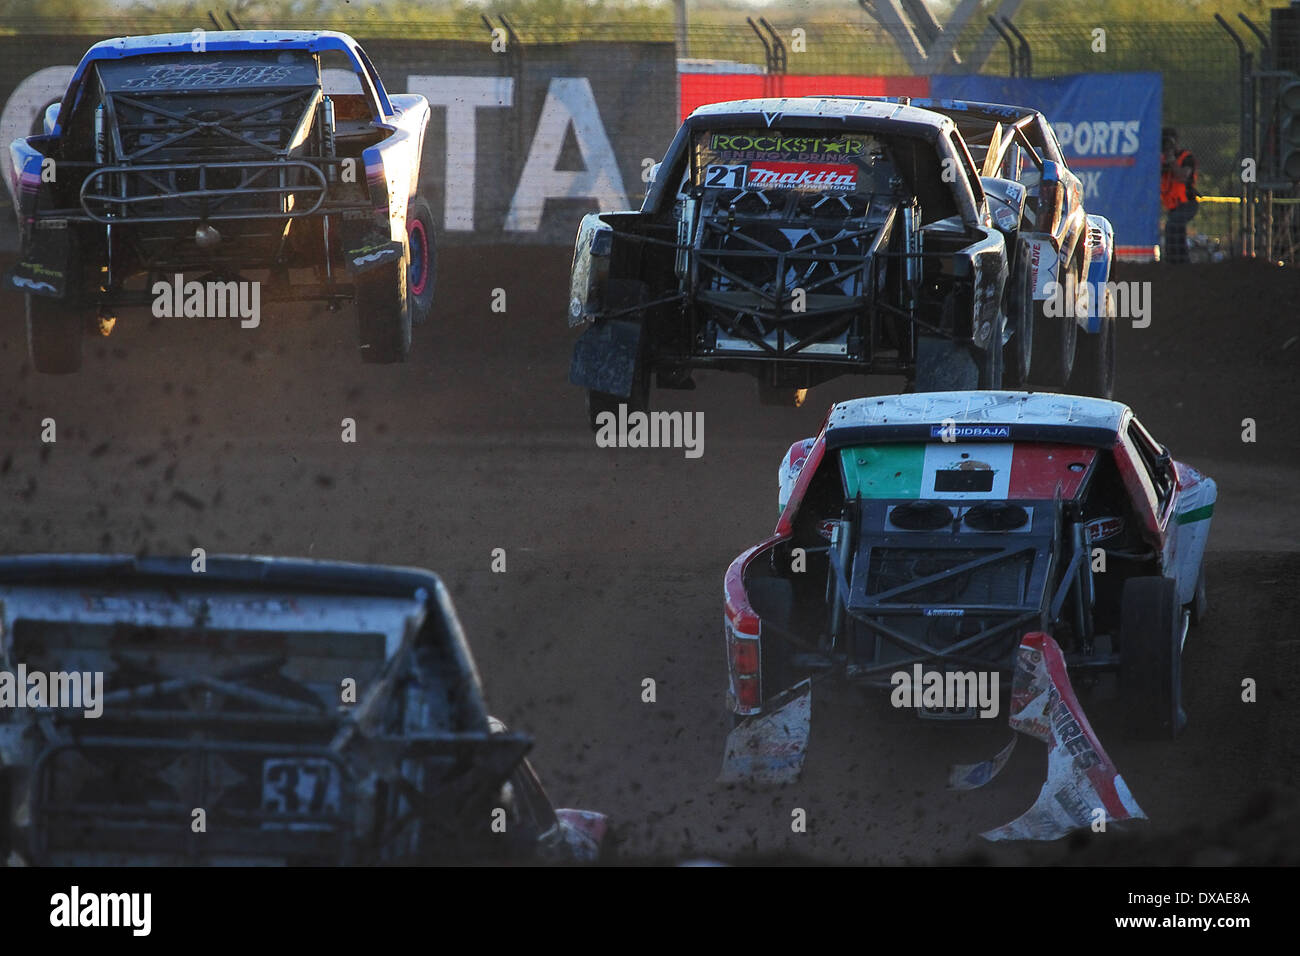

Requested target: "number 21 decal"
[{"left": 704, "top": 164, "right": 746, "bottom": 188}]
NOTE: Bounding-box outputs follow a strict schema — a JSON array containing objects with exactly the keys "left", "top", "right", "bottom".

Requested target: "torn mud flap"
[
  {"left": 949, "top": 736, "right": 1017, "bottom": 791},
  {"left": 569, "top": 318, "right": 642, "bottom": 397},
  {"left": 979, "top": 632, "right": 1145, "bottom": 841},
  {"left": 718, "top": 679, "right": 812, "bottom": 785}
]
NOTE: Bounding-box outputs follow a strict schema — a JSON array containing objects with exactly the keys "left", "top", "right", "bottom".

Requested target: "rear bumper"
[{"left": 79, "top": 159, "right": 332, "bottom": 224}]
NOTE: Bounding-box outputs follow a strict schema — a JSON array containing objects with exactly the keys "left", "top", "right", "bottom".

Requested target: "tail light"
[
  {"left": 726, "top": 615, "right": 762, "bottom": 714},
  {"left": 1036, "top": 162, "right": 1061, "bottom": 235},
  {"left": 362, "top": 152, "right": 391, "bottom": 231}
]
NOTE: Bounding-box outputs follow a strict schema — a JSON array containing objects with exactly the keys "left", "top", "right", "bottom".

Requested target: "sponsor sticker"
[
  {"left": 1084, "top": 515, "right": 1125, "bottom": 542},
  {"left": 119, "top": 63, "right": 301, "bottom": 90},
  {"left": 708, "top": 133, "right": 864, "bottom": 157},
  {"left": 745, "top": 161, "right": 857, "bottom": 192},
  {"left": 928, "top": 425, "right": 1012, "bottom": 439}
]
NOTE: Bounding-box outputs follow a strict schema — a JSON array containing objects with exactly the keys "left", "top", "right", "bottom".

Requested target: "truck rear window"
[
  {"left": 96, "top": 52, "right": 318, "bottom": 92},
  {"left": 839, "top": 442, "right": 1096, "bottom": 501},
  {"left": 692, "top": 128, "right": 889, "bottom": 196}
]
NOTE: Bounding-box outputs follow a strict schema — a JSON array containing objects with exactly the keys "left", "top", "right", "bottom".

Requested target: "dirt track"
[{"left": 1, "top": 248, "right": 1297, "bottom": 864}]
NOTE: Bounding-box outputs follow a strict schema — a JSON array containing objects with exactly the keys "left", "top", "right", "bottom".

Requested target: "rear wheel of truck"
[
  {"left": 1029, "top": 264, "right": 1078, "bottom": 387},
  {"left": 1004, "top": 251, "right": 1035, "bottom": 386},
  {"left": 1067, "top": 281, "right": 1117, "bottom": 399},
  {"left": 914, "top": 336, "right": 975, "bottom": 392},
  {"left": 1187, "top": 562, "right": 1208, "bottom": 626},
  {"left": 585, "top": 373, "right": 648, "bottom": 432},
  {"left": 26, "top": 295, "right": 85, "bottom": 374},
  {"left": 406, "top": 196, "right": 436, "bottom": 326},
  {"left": 1119, "top": 575, "right": 1187, "bottom": 739},
  {"left": 914, "top": 334, "right": 1001, "bottom": 391},
  {"left": 356, "top": 253, "right": 412, "bottom": 364}
]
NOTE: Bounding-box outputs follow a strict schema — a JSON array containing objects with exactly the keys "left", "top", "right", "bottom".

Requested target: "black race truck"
[
  {"left": 567, "top": 96, "right": 1010, "bottom": 426},
  {"left": 0, "top": 554, "right": 607, "bottom": 864}
]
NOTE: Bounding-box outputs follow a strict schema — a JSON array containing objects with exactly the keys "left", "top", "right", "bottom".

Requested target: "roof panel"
[{"left": 826, "top": 391, "right": 1128, "bottom": 442}]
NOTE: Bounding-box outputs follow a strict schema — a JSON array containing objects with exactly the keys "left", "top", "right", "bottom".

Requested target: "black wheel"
[
  {"left": 0, "top": 768, "right": 10, "bottom": 861},
  {"left": 1119, "top": 576, "right": 1187, "bottom": 739},
  {"left": 1067, "top": 305, "right": 1116, "bottom": 399},
  {"left": 977, "top": 311, "right": 1005, "bottom": 389},
  {"left": 748, "top": 577, "right": 796, "bottom": 704},
  {"left": 1029, "top": 264, "right": 1078, "bottom": 387},
  {"left": 356, "top": 255, "right": 411, "bottom": 364},
  {"left": 406, "top": 196, "right": 436, "bottom": 326},
  {"left": 1004, "top": 253, "right": 1034, "bottom": 386},
  {"left": 26, "top": 294, "right": 85, "bottom": 374},
  {"left": 914, "top": 335, "right": 977, "bottom": 392},
  {"left": 1188, "top": 563, "right": 1208, "bottom": 625},
  {"left": 585, "top": 389, "right": 620, "bottom": 430}
]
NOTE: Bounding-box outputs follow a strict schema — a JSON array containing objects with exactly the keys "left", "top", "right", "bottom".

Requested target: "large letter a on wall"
[{"left": 505, "top": 77, "right": 628, "bottom": 232}]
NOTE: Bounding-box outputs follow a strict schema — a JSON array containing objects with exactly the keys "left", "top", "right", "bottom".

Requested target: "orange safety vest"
[{"left": 1161, "top": 149, "right": 1196, "bottom": 210}]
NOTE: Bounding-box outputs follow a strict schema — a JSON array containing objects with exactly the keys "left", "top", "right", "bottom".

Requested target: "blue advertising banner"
[{"left": 931, "top": 73, "right": 1162, "bottom": 260}]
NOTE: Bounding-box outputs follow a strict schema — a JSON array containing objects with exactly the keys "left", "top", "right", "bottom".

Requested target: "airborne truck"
[
  {"left": 7, "top": 31, "right": 436, "bottom": 372},
  {"left": 568, "top": 96, "right": 1012, "bottom": 427}
]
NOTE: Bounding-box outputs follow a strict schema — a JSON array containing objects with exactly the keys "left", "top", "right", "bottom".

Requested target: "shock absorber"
[
  {"left": 321, "top": 95, "right": 337, "bottom": 182},
  {"left": 93, "top": 104, "right": 105, "bottom": 163},
  {"left": 320, "top": 96, "right": 337, "bottom": 281}
]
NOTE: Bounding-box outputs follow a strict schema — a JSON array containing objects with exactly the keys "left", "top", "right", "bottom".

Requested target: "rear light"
[
  {"left": 362, "top": 153, "right": 392, "bottom": 230},
  {"left": 732, "top": 636, "right": 758, "bottom": 674},
  {"left": 1036, "top": 174, "right": 1060, "bottom": 235},
  {"left": 726, "top": 617, "right": 762, "bottom": 713}
]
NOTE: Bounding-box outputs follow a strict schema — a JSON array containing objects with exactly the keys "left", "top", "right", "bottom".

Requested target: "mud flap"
[
  {"left": 948, "top": 737, "right": 1017, "bottom": 791},
  {"left": 570, "top": 319, "right": 642, "bottom": 398},
  {"left": 339, "top": 214, "right": 403, "bottom": 276},
  {"left": 718, "top": 679, "right": 812, "bottom": 785},
  {"left": 6, "top": 222, "right": 71, "bottom": 298},
  {"left": 978, "top": 633, "right": 1146, "bottom": 841},
  {"left": 914, "top": 335, "right": 978, "bottom": 392}
]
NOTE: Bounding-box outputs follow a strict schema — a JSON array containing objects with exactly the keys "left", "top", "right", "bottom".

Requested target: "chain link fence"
[{"left": 0, "top": 13, "right": 1258, "bottom": 251}]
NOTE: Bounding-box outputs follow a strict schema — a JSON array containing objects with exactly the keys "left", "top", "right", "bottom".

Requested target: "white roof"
[
  {"left": 687, "top": 97, "right": 948, "bottom": 129},
  {"left": 827, "top": 391, "right": 1129, "bottom": 435}
]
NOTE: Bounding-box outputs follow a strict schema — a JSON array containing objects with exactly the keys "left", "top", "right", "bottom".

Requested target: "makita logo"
[
  {"left": 746, "top": 162, "right": 856, "bottom": 192},
  {"left": 929, "top": 425, "right": 1011, "bottom": 439}
]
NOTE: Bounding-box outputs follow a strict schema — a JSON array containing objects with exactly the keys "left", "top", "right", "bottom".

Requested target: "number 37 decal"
[{"left": 262, "top": 758, "right": 342, "bottom": 818}]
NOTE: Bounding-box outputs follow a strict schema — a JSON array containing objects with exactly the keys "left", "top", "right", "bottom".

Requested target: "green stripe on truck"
[{"left": 1176, "top": 503, "right": 1215, "bottom": 525}]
